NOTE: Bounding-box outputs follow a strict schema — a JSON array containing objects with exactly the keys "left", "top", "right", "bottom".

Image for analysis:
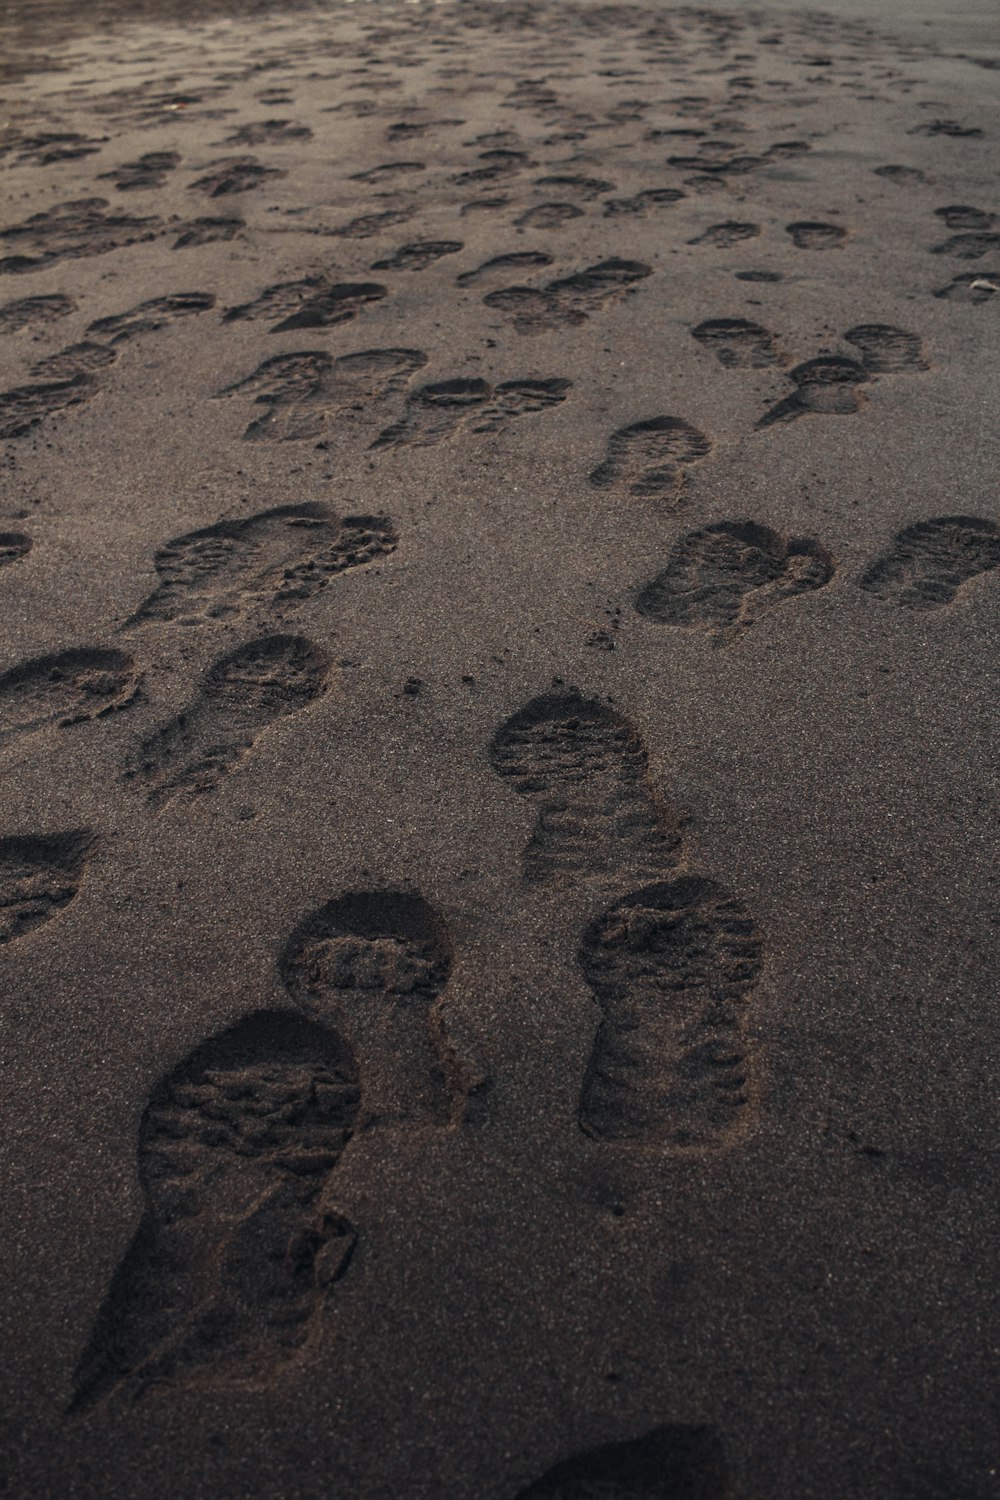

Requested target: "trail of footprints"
[{"left": 0, "top": 7, "right": 993, "bottom": 1442}]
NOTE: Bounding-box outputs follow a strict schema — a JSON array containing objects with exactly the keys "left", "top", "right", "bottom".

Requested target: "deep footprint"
[
  {"left": 219, "top": 347, "right": 428, "bottom": 441},
  {"left": 127, "top": 635, "right": 330, "bottom": 807},
  {"left": 71, "top": 1011, "right": 360, "bottom": 1411},
  {"left": 636, "top": 520, "right": 834, "bottom": 639},
  {"left": 0, "top": 647, "right": 140, "bottom": 741},
  {"left": 370, "top": 376, "right": 569, "bottom": 450},
  {"left": 691, "top": 318, "right": 783, "bottom": 368},
  {"left": 128, "top": 504, "right": 396, "bottom": 626},
  {"left": 490, "top": 691, "right": 681, "bottom": 889},
  {"left": 579, "top": 877, "right": 762, "bottom": 1148},
  {"left": 280, "top": 891, "right": 460, "bottom": 1127},
  {"left": 371, "top": 241, "right": 463, "bottom": 272},
  {"left": 0, "top": 831, "right": 94, "bottom": 945},
  {"left": 858, "top": 516, "right": 1000, "bottom": 610},
  {"left": 589, "top": 416, "right": 711, "bottom": 505},
  {"left": 515, "top": 1426, "right": 730, "bottom": 1500}
]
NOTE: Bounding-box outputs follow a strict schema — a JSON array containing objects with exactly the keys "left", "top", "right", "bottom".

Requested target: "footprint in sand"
[
  {"left": 489, "top": 691, "right": 681, "bottom": 889},
  {"left": 757, "top": 324, "right": 928, "bottom": 427},
  {"left": 70, "top": 1011, "right": 360, "bottom": 1411},
  {"left": 456, "top": 251, "right": 554, "bottom": 288},
  {"left": 785, "top": 221, "right": 847, "bottom": 249},
  {"left": 371, "top": 240, "right": 463, "bottom": 272},
  {"left": 603, "top": 188, "right": 685, "bottom": 218},
  {"left": 0, "top": 831, "right": 94, "bottom": 945},
  {"left": 218, "top": 347, "right": 428, "bottom": 441},
  {"left": 280, "top": 890, "right": 465, "bottom": 1128},
  {"left": 73, "top": 891, "right": 464, "bottom": 1410},
  {"left": 0, "top": 293, "right": 216, "bottom": 439},
  {"left": 370, "top": 377, "right": 569, "bottom": 451},
  {"left": 128, "top": 504, "right": 397, "bottom": 627},
  {"left": 930, "top": 232, "right": 1000, "bottom": 260},
  {"left": 514, "top": 203, "right": 584, "bottom": 230},
  {"left": 688, "top": 221, "right": 760, "bottom": 248},
  {"left": 223, "top": 278, "right": 387, "bottom": 332},
  {"left": 691, "top": 318, "right": 784, "bottom": 368},
  {"left": 514, "top": 1426, "right": 730, "bottom": 1500},
  {"left": 756, "top": 356, "right": 869, "bottom": 428},
  {"left": 635, "top": 520, "right": 834, "bottom": 641},
  {"left": 858, "top": 516, "right": 1000, "bottom": 610},
  {"left": 933, "top": 271, "right": 1000, "bottom": 302},
  {"left": 578, "top": 877, "right": 762, "bottom": 1149},
  {"left": 0, "top": 532, "right": 31, "bottom": 568},
  {"left": 126, "top": 635, "right": 330, "bottom": 808},
  {"left": 934, "top": 205, "right": 995, "bottom": 231},
  {"left": 0, "top": 647, "right": 140, "bottom": 744},
  {"left": 484, "top": 259, "right": 651, "bottom": 334},
  {"left": 842, "top": 323, "right": 929, "bottom": 372},
  {"left": 589, "top": 416, "right": 711, "bottom": 505},
  {"left": 99, "top": 151, "right": 180, "bottom": 191},
  {"left": 189, "top": 156, "right": 284, "bottom": 196},
  {"left": 0, "top": 293, "right": 75, "bottom": 333}
]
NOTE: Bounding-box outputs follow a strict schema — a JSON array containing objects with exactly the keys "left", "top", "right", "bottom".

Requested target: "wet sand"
[{"left": 1, "top": 1, "right": 998, "bottom": 1497}]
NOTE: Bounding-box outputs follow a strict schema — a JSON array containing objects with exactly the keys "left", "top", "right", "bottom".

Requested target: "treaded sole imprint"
[
  {"left": 579, "top": 878, "right": 761, "bottom": 1149},
  {"left": 490, "top": 692, "right": 681, "bottom": 888},
  {"left": 514, "top": 1425, "right": 730, "bottom": 1500},
  {"left": 0, "top": 647, "right": 140, "bottom": 741},
  {"left": 127, "top": 634, "right": 329, "bottom": 807},
  {"left": 280, "top": 890, "right": 462, "bottom": 1127},
  {"left": 128, "top": 504, "right": 396, "bottom": 626},
  {"left": 589, "top": 416, "right": 711, "bottom": 505},
  {"left": 0, "top": 830, "right": 94, "bottom": 944},
  {"left": 858, "top": 515, "right": 1000, "bottom": 609},
  {"left": 71, "top": 1010, "right": 360, "bottom": 1411},
  {"left": 635, "top": 520, "right": 833, "bottom": 640}
]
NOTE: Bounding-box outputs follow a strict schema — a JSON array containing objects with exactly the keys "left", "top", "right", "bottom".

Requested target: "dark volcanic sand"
[{"left": 1, "top": 1, "right": 999, "bottom": 1497}]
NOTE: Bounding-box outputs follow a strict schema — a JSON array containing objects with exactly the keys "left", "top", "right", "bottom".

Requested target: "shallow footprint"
[
  {"left": 0, "top": 647, "right": 140, "bottom": 743},
  {"left": 127, "top": 634, "right": 330, "bottom": 808},
  {"left": 128, "top": 504, "right": 397, "bottom": 626},
  {"left": 71, "top": 1010, "right": 360, "bottom": 1411},
  {"left": 589, "top": 416, "right": 711, "bottom": 505},
  {"left": 691, "top": 318, "right": 783, "bottom": 368},
  {"left": 858, "top": 515, "right": 1000, "bottom": 610},
  {"left": 0, "top": 830, "right": 94, "bottom": 945},
  {"left": 786, "top": 220, "right": 847, "bottom": 249},
  {"left": 635, "top": 519, "right": 833, "bottom": 640},
  {"left": 514, "top": 1425, "right": 730, "bottom": 1500},
  {"left": 370, "top": 376, "right": 569, "bottom": 449},
  {"left": 280, "top": 891, "right": 461, "bottom": 1126},
  {"left": 579, "top": 877, "right": 762, "bottom": 1148},
  {"left": 843, "top": 323, "right": 928, "bottom": 372},
  {"left": 489, "top": 691, "right": 681, "bottom": 889},
  {"left": 0, "top": 532, "right": 31, "bottom": 568},
  {"left": 688, "top": 221, "right": 759, "bottom": 248}
]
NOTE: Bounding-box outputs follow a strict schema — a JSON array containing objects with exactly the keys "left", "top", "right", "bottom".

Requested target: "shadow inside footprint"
[
  {"left": 70, "top": 1010, "right": 359, "bottom": 1412},
  {"left": 590, "top": 416, "right": 711, "bottom": 504},
  {"left": 280, "top": 890, "right": 459, "bottom": 1127},
  {"left": 858, "top": 515, "right": 1000, "bottom": 610},
  {"left": 579, "top": 878, "right": 762, "bottom": 1149},
  {"left": 513, "top": 1425, "right": 730, "bottom": 1500},
  {"left": 635, "top": 519, "right": 833, "bottom": 639}
]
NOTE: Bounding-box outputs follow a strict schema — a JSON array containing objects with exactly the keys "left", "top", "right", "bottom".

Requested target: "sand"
[{"left": 0, "top": 0, "right": 998, "bottom": 1495}]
